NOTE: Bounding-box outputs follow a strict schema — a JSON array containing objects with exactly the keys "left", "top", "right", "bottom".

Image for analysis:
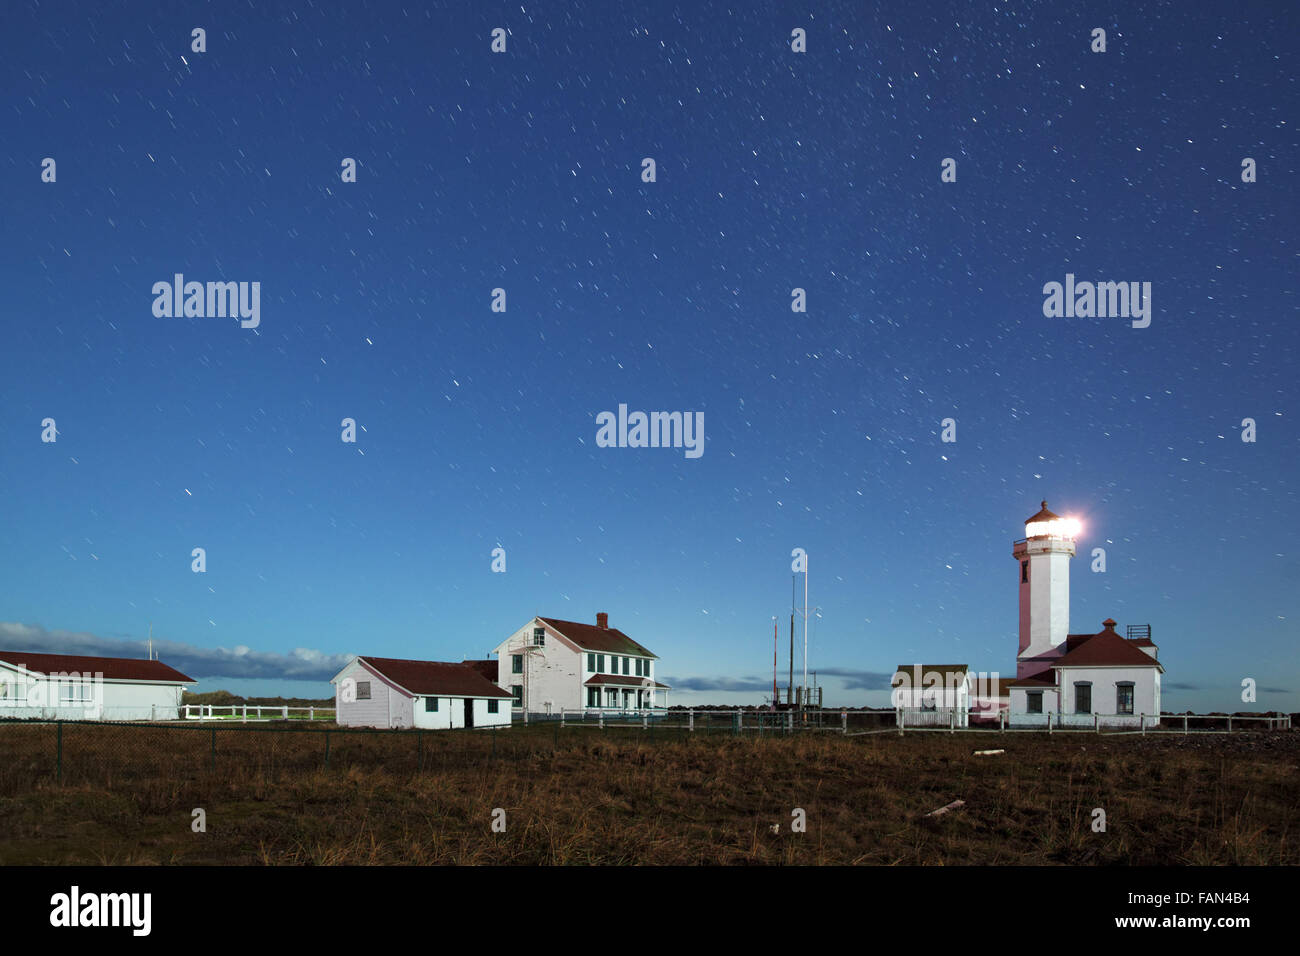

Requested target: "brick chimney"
[{"left": 597, "top": 612, "right": 608, "bottom": 629}]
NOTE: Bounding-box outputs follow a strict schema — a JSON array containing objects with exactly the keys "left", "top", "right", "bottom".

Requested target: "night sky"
[{"left": 1, "top": 1, "right": 1295, "bottom": 712}]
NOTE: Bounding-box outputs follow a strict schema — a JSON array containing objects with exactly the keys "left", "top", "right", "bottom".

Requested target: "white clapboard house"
[
  {"left": 891, "top": 664, "right": 972, "bottom": 727},
  {"left": 490, "top": 613, "right": 669, "bottom": 715},
  {"left": 0, "top": 651, "right": 194, "bottom": 720},
  {"left": 331, "top": 656, "right": 513, "bottom": 729}
]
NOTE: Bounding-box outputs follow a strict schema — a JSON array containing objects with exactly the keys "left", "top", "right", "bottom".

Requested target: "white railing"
[
  {"left": 897, "top": 710, "right": 1293, "bottom": 734},
  {"left": 181, "top": 704, "right": 335, "bottom": 722}
]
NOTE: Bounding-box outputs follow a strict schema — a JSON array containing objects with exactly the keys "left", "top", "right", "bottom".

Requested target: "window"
[
  {"left": 59, "top": 682, "right": 94, "bottom": 704},
  {"left": 635, "top": 658, "right": 643, "bottom": 676},
  {"left": 622, "top": 657, "right": 630, "bottom": 675},
  {"left": 588, "top": 653, "right": 596, "bottom": 671},
  {"left": 510, "top": 685, "right": 523, "bottom": 706},
  {"left": 598, "top": 654, "right": 605, "bottom": 673},
  {"left": 487, "top": 700, "right": 499, "bottom": 714},
  {"left": 607, "top": 689, "right": 618, "bottom": 707},
  {"left": 1026, "top": 692, "right": 1043, "bottom": 714},
  {"left": 424, "top": 697, "right": 439, "bottom": 712},
  {"left": 356, "top": 681, "right": 371, "bottom": 700},
  {"left": 532, "top": 627, "right": 545, "bottom": 646},
  {"left": 1074, "top": 682, "right": 1092, "bottom": 714},
  {"left": 1116, "top": 683, "right": 1134, "bottom": 715},
  {"left": 1021, "top": 560, "right": 1029, "bottom": 584},
  {"left": 511, "top": 654, "right": 523, "bottom": 674},
  {"left": 588, "top": 688, "right": 599, "bottom": 707}
]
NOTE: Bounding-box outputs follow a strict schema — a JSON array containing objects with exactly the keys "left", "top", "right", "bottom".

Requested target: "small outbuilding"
[
  {"left": 0, "top": 651, "right": 195, "bottom": 720},
  {"left": 331, "top": 656, "right": 513, "bottom": 729}
]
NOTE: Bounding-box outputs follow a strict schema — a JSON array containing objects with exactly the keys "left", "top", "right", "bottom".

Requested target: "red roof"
[
  {"left": 1051, "top": 622, "right": 1163, "bottom": 670},
  {"left": 1007, "top": 670, "right": 1057, "bottom": 688},
  {"left": 584, "top": 674, "right": 671, "bottom": 689},
  {"left": 1025, "top": 500, "right": 1060, "bottom": 524},
  {"left": 462, "top": 659, "right": 498, "bottom": 682},
  {"left": 539, "top": 617, "right": 657, "bottom": 658},
  {"left": 0, "top": 651, "right": 194, "bottom": 683},
  {"left": 359, "top": 658, "right": 512, "bottom": 698}
]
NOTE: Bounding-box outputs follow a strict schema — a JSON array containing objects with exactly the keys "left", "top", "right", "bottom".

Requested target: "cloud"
[
  {"left": 0, "top": 622, "right": 352, "bottom": 682},
  {"left": 1163, "top": 681, "right": 1202, "bottom": 691},
  {"left": 662, "top": 675, "right": 774, "bottom": 693},
  {"left": 813, "top": 667, "right": 896, "bottom": 691},
  {"left": 664, "top": 667, "right": 896, "bottom": 694}
]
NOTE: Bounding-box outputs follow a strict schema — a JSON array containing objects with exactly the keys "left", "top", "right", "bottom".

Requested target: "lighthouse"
[{"left": 1013, "top": 501, "right": 1081, "bottom": 678}]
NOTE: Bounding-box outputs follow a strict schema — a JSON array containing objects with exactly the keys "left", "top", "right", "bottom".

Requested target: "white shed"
[
  {"left": 331, "top": 656, "right": 512, "bottom": 729},
  {"left": 0, "top": 651, "right": 194, "bottom": 720}
]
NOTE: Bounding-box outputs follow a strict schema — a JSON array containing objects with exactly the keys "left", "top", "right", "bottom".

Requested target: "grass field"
[{"left": 0, "top": 722, "right": 1295, "bottom": 865}]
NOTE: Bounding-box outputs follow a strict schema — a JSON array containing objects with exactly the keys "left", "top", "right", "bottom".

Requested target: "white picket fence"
[
  {"left": 181, "top": 704, "right": 334, "bottom": 722},
  {"left": 896, "top": 708, "right": 1293, "bottom": 734}
]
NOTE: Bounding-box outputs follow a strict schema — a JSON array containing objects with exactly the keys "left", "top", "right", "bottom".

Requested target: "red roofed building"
[
  {"left": 330, "top": 657, "right": 512, "bottom": 729},
  {"left": 1005, "top": 500, "right": 1163, "bottom": 727},
  {"left": 0, "top": 651, "right": 195, "bottom": 720},
  {"left": 491, "top": 613, "right": 669, "bottom": 715}
]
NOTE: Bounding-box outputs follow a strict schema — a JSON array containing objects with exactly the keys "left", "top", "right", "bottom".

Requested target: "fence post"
[
  {"left": 842, "top": 711, "right": 847, "bottom": 735},
  {"left": 283, "top": 705, "right": 288, "bottom": 720},
  {"left": 309, "top": 706, "right": 314, "bottom": 721},
  {"left": 599, "top": 711, "right": 604, "bottom": 730},
  {"left": 1227, "top": 716, "right": 1232, "bottom": 732},
  {"left": 896, "top": 709, "right": 903, "bottom": 736},
  {"left": 56, "top": 721, "right": 63, "bottom": 785},
  {"left": 242, "top": 704, "right": 247, "bottom": 723},
  {"left": 736, "top": 709, "right": 741, "bottom": 735},
  {"left": 1094, "top": 713, "right": 1099, "bottom": 733},
  {"left": 151, "top": 704, "right": 156, "bottom": 722},
  {"left": 561, "top": 708, "right": 566, "bottom": 728},
  {"left": 1183, "top": 714, "right": 1188, "bottom": 734},
  {"left": 950, "top": 709, "right": 956, "bottom": 734},
  {"left": 689, "top": 709, "right": 694, "bottom": 733},
  {"left": 1047, "top": 712, "right": 1053, "bottom": 735}
]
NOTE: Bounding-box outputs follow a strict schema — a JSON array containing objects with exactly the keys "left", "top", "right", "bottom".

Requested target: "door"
[{"left": 464, "top": 697, "right": 474, "bottom": 728}]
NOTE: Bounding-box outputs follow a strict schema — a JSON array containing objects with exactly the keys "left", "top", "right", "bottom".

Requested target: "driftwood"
[
  {"left": 924, "top": 799, "right": 966, "bottom": 818},
  {"left": 973, "top": 749, "right": 1005, "bottom": 756}
]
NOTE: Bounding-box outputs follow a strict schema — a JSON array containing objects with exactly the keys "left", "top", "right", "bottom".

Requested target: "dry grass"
[{"left": 0, "top": 722, "right": 1295, "bottom": 865}]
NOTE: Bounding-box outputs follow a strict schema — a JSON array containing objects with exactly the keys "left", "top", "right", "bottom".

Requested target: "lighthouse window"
[
  {"left": 1021, "top": 561, "right": 1029, "bottom": 583},
  {"left": 1074, "top": 682, "right": 1092, "bottom": 714},
  {"left": 1116, "top": 683, "right": 1134, "bottom": 715}
]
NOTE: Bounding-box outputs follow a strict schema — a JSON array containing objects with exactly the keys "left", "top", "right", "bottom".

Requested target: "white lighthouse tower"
[{"left": 1013, "top": 501, "right": 1081, "bottom": 678}]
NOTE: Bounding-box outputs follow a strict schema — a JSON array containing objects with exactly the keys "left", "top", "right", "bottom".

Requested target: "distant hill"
[{"left": 182, "top": 689, "right": 333, "bottom": 707}]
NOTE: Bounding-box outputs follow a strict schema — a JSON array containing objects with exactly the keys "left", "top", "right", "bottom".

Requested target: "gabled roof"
[
  {"left": 1051, "top": 622, "right": 1163, "bottom": 671},
  {"left": 357, "top": 658, "right": 512, "bottom": 698},
  {"left": 539, "top": 618, "right": 657, "bottom": 658},
  {"left": 0, "top": 651, "right": 194, "bottom": 684},
  {"left": 462, "top": 659, "right": 498, "bottom": 683},
  {"left": 584, "top": 674, "right": 671, "bottom": 689}
]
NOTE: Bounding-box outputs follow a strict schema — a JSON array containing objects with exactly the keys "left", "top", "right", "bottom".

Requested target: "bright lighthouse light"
[{"left": 1026, "top": 516, "right": 1082, "bottom": 538}]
